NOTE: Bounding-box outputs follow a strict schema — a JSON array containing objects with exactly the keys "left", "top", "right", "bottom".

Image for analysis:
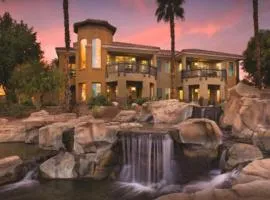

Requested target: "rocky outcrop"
[
  {"left": 225, "top": 143, "right": 263, "bottom": 170},
  {"left": 0, "top": 156, "right": 23, "bottom": 185},
  {"left": 0, "top": 118, "right": 8, "bottom": 125},
  {"left": 40, "top": 152, "right": 77, "bottom": 179},
  {"left": 148, "top": 100, "right": 197, "bottom": 124},
  {"left": 222, "top": 83, "right": 270, "bottom": 150},
  {"left": 0, "top": 124, "right": 26, "bottom": 143},
  {"left": 112, "top": 110, "right": 137, "bottom": 122},
  {"left": 157, "top": 159, "right": 270, "bottom": 200},
  {"left": 173, "top": 118, "right": 222, "bottom": 149}
]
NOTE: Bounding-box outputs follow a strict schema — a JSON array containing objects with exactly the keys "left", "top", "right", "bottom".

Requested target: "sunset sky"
[{"left": 1, "top": 0, "right": 270, "bottom": 68}]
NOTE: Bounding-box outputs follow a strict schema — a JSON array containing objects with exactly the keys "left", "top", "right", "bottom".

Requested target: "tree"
[
  {"left": 243, "top": 30, "right": 270, "bottom": 86},
  {"left": 0, "top": 12, "right": 43, "bottom": 101},
  {"left": 63, "top": 0, "right": 71, "bottom": 111},
  {"left": 155, "top": 0, "right": 185, "bottom": 99},
  {"left": 10, "top": 61, "right": 64, "bottom": 106},
  {"left": 253, "top": 0, "right": 261, "bottom": 88}
]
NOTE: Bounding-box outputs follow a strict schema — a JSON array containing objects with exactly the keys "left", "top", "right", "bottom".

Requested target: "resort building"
[{"left": 56, "top": 19, "right": 243, "bottom": 105}]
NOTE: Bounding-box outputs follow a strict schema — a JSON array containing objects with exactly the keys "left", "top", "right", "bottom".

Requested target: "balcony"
[
  {"left": 106, "top": 62, "right": 157, "bottom": 78},
  {"left": 181, "top": 69, "right": 226, "bottom": 80}
]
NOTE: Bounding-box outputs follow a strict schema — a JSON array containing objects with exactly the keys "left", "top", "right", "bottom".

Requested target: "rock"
[
  {"left": 112, "top": 110, "right": 137, "bottom": 122},
  {"left": 149, "top": 100, "right": 196, "bottom": 124},
  {"left": 173, "top": 118, "right": 222, "bottom": 148},
  {"left": 0, "top": 124, "right": 26, "bottom": 143},
  {"left": 225, "top": 143, "right": 263, "bottom": 170},
  {"left": 0, "top": 156, "right": 23, "bottom": 185},
  {"left": 25, "top": 128, "right": 39, "bottom": 144},
  {"left": 112, "top": 101, "right": 119, "bottom": 107},
  {"left": 0, "top": 118, "right": 8, "bottom": 125},
  {"left": 252, "top": 130, "right": 270, "bottom": 152},
  {"left": 77, "top": 148, "right": 118, "bottom": 180},
  {"left": 131, "top": 103, "right": 138, "bottom": 108},
  {"left": 74, "top": 119, "right": 118, "bottom": 154},
  {"left": 39, "top": 122, "right": 74, "bottom": 150},
  {"left": 30, "top": 110, "right": 49, "bottom": 117},
  {"left": 119, "top": 122, "right": 143, "bottom": 129},
  {"left": 222, "top": 82, "right": 270, "bottom": 145},
  {"left": 40, "top": 152, "right": 77, "bottom": 179}
]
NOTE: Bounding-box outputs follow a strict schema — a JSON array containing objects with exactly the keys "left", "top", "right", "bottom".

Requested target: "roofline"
[
  {"left": 55, "top": 47, "right": 76, "bottom": 56},
  {"left": 103, "top": 44, "right": 160, "bottom": 52},
  {"left": 73, "top": 19, "right": 117, "bottom": 35}
]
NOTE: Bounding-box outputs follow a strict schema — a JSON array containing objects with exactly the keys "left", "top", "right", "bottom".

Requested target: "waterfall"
[{"left": 119, "top": 133, "right": 174, "bottom": 186}]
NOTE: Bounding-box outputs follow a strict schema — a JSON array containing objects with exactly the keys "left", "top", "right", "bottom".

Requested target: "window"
[
  {"left": 0, "top": 85, "right": 5, "bottom": 96},
  {"left": 164, "top": 88, "right": 171, "bottom": 99},
  {"left": 179, "top": 89, "right": 183, "bottom": 101},
  {"left": 79, "top": 83, "right": 87, "bottom": 102},
  {"left": 228, "top": 62, "right": 234, "bottom": 76},
  {"left": 216, "top": 63, "right": 222, "bottom": 70},
  {"left": 164, "top": 62, "right": 170, "bottom": 73},
  {"left": 157, "top": 59, "right": 162, "bottom": 72},
  {"left": 80, "top": 39, "right": 87, "bottom": 69},
  {"left": 92, "top": 83, "right": 101, "bottom": 97},
  {"left": 178, "top": 63, "right": 183, "bottom": 72},
  {"left": 92, "top": 38, "right": 101, "bottom": 69},
  {"left": 157, "top": 88, "right": 162, "bottom": 99}
]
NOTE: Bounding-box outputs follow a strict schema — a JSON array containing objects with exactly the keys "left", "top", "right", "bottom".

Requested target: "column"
[
  {"left": 117, "top": 79, "right": 127, "bottom": 105},
  {"left": 183, "top": 84, "right": 189, "bottom": 102},
  {"left": 181, "top": 55, "right": 187, "bottom": 70},
  {"left": 142, "top": 80, "right": 150, "bottom": 98},
  {"left": 199, "top": 83, "right": 208, "bottom": 106}
]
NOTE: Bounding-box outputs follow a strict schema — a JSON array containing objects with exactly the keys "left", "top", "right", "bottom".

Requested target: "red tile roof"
[
  {"left": 181, "top": 49, "right": 243, "bottom": 59},
  {"left": 74, "top": 19, "right": 117, "bottom": 35},
  {"left": 110, "top": 42, "right": 160, "bottom": 50}
]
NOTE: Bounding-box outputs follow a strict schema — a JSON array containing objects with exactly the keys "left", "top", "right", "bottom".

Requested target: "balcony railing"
[
  {"left": 181, "top": 69, "right": 227, "bottom": 80},
  {"left": 106, "top": 62, "right": 157, "bottom": 78}
]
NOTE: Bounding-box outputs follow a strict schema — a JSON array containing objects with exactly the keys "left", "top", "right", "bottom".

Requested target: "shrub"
[
  {"left": 133, "top": 97, "right": 149, "bottom": 106},
  {"left": 0, "top": 102, "right": 35, "bottom": 118},
  {"left": 88, "top": 94, "right": 112, "bottom": 109}
]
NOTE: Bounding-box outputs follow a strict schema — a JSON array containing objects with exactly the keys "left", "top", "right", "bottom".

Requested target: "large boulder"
[
  {"left": 39, "top": 122, "right": 74, "bottom": 150},
  {"left": 112, "top": 110, "right": 137, "bottom": 122},
  {"left": 225, "top": 143, "right": 263, "bottom": 170},
  {"left": 78, "top": 147, "right": 118, "bottom": 180},
  {"left": 222, "top": 82, "right": 270, "bottom": 145},
  {"left": 0, "top": 124, "right": 26, "bottom": 143},
  {"left": 0, "top": 156, "right": 23, "bottom": 185},
  {"left": 39, "top": 152, "right": 77, "bottom": 179},
  {"left": 74, "top": 119, "right": 118, "bottom": 154},
  {"left": 173, "top": 118, "right": 222, "bottom": 149},
  {"left": 149, "top": 100, "right": 196, "bottom": 124}
]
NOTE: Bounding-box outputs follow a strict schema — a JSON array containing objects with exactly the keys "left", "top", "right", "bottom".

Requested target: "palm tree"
[
  {"left": 155, "top": 0, "right": 185, "bottom": 99},
  {"left": 63, "top": 0, "right": 71, "bottom": 111},
  {"left": 253, "top": 0, "right": 261, "bottom": 89}
]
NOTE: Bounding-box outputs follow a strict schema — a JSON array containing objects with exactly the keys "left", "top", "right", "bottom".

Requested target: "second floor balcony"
[
  {"left": 106, "top": 62, "right": 157, "bottom": 78},
  {"left": 181, "top": 69, "right": 227, "bottom": 80}
]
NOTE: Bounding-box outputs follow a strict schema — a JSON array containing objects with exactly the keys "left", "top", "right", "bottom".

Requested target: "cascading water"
[{"left": 119, "top": 133, "right": 174, "bottom": 187}]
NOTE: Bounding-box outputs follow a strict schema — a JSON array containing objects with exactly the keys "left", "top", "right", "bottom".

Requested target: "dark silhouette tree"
[{"left": 155, "top": 0, "right": 185, "bottom": 99}]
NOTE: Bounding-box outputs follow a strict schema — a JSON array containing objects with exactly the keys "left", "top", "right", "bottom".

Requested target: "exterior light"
[{"left": 131, "top": 87, "right": 136, "bottom": 91}]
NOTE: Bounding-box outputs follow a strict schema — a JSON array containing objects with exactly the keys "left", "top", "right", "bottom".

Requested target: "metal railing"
[
  {"left": 181, "top": 69, "right": 226, "bottom": 80},
  {"left": 106, "top": 62, "right": 157, "bottom": 78}
]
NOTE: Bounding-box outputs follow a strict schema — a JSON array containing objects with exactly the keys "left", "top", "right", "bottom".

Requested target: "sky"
[{"left": 0, "top": 0, "right": 270, "bottom": 70}]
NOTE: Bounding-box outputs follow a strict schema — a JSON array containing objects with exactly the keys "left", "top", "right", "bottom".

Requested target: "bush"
[
  {"left": 0, "top": 102, "right": 35, "bottom": 118},
  {"left": 129, "top": 97, "right": 149, "bottom": 106},
  {"left": 88, "top": 94, "right": 112, "bottom": 109}
]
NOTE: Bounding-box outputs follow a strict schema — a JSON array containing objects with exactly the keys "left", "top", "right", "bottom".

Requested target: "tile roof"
[
  {"left": 74, "top": 19, "right": 117, "bottom": 35},
  {"left": 110, "top": 42, "right": 160, "bottom": 50},
  {"left": 157, "top": 49, "right": 181, "bottom": 57},
  {"left": 181, "top": 49, "right": 243, "bottom": 59}
]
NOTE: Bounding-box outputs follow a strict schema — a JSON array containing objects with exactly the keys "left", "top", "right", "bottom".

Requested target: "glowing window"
[
  {"left": 92, "top": 83, "right": 101, "bottom": 97},
  {"left": 92, "top": 38, "right": 101, "bottom": 69},
  {"left": 79, "top": 83, "right": 87, "bottom": 102},
  {"left": 179, "top": 63, "right": 183, "bottom": 71},
  {"left": 216, "top": 63, "right": 222, "bottom": 70},
  {"left": 0, "top": 85, "right": 5, "bottom": 96},
  {"left": 165, "top": 88, "right": 171, "bottom": 99},
  {"left": 80, "top": 39, "right": 87, "bottom": 69},
  {"left": 179, "top": 89, "right": 183, "bottom": 100}
]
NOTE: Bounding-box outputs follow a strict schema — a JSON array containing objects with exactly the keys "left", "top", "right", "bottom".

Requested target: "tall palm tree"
[
  {"left": 155, "top": 0, "right": 185, "bottom": 99},
  {"left": 253, "top": 0, "right": 261, "bottom": 89},
  {"left": 63, "top": 0, "right": 71, "bottom": 111}
]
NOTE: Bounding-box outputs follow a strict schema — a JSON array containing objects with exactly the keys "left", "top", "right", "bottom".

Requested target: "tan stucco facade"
[{"left": 55, "top": 18, "right": 243, "bottom": 105}]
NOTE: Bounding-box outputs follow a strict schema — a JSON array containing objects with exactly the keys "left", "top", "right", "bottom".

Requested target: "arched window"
[
  {"left": 92, "top": 38, "right": 101, "bottom": 69},
  {"left": 80, "top": 39, "right": 87, "bottom": 69}
]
